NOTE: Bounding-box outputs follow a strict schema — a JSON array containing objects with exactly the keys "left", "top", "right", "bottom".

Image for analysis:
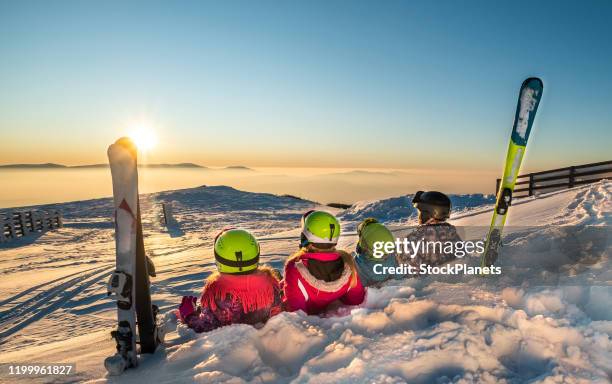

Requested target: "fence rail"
[
  {"left": 0, "top": 210, "right": 62, "bottom": 244},
  {"left": 496, "top": 160, "right": 612, "bottom": 198}
]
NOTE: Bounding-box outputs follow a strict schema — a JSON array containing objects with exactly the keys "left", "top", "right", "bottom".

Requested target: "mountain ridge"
[{"left": 0, "top": 162, "right": 207, "bottom": 169}]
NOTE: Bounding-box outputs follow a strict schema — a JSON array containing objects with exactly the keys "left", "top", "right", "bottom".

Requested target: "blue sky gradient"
[{"left": 1, "top": 0, "right": 610, "bottom": 171}]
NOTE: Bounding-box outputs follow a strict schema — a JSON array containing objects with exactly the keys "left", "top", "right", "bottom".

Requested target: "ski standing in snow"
[
  {"left": 481, "top": 78, "right": 544, "bottom": 267},
  {"left": 105, "top": 137, "right": 161, "bottom": 375}
]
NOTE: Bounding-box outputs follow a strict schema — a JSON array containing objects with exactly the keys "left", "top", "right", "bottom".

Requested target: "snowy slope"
[
  {"left": 338, "top": 193, "right": 495, "bottom": 229},
  {"left": 0, "top": 182, "right": 610, "bottom": 383}
]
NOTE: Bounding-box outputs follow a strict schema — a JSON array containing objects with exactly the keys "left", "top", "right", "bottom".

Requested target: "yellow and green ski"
[{"left": 481, "top": 77, "right": 544, "bottom": 267}]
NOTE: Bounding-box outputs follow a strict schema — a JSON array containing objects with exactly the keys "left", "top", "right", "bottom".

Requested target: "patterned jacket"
[{"left": 396, "top": 222, "right": 462, "bottom": 270}]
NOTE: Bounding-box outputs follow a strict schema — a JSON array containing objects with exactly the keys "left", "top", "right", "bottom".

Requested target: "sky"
[{"left": 0, "top": 0, "right": 611, "bottom": 172}]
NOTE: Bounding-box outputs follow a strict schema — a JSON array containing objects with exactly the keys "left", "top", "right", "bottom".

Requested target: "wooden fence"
[
  {"left": 496, "top": 160, "right": 612, "bottom": 198},
  {"left": 161, "top": 202, "right": 175, "bottom": 226},
  {"left": 0, "top": 210, "right": 62, "bottom": 244}
]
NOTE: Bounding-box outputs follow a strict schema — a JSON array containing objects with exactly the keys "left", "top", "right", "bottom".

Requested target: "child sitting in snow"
[
  {"left": 396, "top": 191, "right": 463, "bottom": 270},
  {"left": 283, "top": 210, "right": 365, "bottom": 314},
  {"left": 353, "top": 218, "right": 401, "bottom": 287},
  {"left": 177, "top": 229, "right": 283, "bottom": 332}
]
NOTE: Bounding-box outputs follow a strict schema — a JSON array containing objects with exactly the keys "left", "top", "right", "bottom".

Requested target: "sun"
[{"left": 128, "top": 126, "right": 158, "bottom": 151}]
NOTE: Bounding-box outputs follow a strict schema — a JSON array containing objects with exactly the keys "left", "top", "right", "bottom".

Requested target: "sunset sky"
[{"left": 1, "top": 1, "right": 611, "bottom": 172}]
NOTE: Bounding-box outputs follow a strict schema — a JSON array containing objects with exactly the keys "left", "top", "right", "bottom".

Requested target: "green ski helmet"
[
  {"left": 300, "top": 210, "right": 341, "bottom": 248},
  {"left": 357, "top": 218, "right": 395, "bottom": 259},
  {"left": 214, "top": 229, "right": 260, "bottom": 274}
]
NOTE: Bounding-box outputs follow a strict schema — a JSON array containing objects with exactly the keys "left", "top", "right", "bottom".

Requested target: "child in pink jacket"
[
  {"left": 283, "top": 210, "right": 365, "bottom": 314},
  {"left": 177, "top": 229, "right": 283, "bottom": 332}
]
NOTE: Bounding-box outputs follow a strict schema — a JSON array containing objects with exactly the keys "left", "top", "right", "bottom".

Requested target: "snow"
[
  {"left": 0, "top": 181, "right": 610, "bottom": 383},
  {"left": 338, "top": 193, "right": 494, "bottom": 229}
]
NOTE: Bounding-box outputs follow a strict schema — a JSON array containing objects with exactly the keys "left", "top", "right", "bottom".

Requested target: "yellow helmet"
[
  {"left": 300, "top": 210, "right": 341, "bottom": 248},
  {"left": 214, "top": 229, "right": 260, "bottom": 274},
  {"left": 357, "top": 218, "right": 395, "bottom": 259}
]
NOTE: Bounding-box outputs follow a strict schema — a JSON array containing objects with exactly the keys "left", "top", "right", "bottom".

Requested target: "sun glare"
[{"left": 128, "top": 126, "right": 158, "bottom": 151}]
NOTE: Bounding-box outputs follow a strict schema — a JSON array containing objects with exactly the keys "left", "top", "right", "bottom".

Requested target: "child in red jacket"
[
  {"left": 177, "top": 229, "right": 283, "bottom": 332},
  {"left": 283, "top": 211, "right": 365, "bottom": 314}
]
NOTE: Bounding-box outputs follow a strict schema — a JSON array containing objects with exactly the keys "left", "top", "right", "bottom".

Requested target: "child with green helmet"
[
  {"left": 283, "top": 210, "right": 366, "bottom": 314},
  {"left": 176, "top": 229, "right": 283, "bottom": 332},
  {"left": 353, "top": 218, "right": 401, "bottom": 287}
]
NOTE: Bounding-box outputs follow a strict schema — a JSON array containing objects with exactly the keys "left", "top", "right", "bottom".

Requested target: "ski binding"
[
  {"left": 104, "top": 320, "right": 135, "bottom": 375},
  {"left": 107, "top": 271, "right": 133, "bottom": 310}
]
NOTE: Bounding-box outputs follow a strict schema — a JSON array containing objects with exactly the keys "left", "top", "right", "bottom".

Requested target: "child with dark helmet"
[{"left": 396, "top": 191, "right": 463, "bottom": 271}]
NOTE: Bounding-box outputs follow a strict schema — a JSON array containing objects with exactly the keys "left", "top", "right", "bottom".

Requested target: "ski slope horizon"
[
  {"left": 0, "top": 180, "right": 610, "bottom": 383},
  {"left": 0, "top": 165, "right": 503, "bottom": 209}
]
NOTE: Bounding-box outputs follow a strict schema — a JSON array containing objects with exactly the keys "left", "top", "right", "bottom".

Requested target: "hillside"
[{"left": 0, "top": 181, "right": 609, "bottom": 383}]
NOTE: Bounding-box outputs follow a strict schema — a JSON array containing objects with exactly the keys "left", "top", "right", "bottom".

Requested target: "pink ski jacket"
[
  {"left": 283, "top": 249, "right": 366, "bottom": 314},
  {"left": 181, "top": 266, "right": 283, "bottom": 332}
]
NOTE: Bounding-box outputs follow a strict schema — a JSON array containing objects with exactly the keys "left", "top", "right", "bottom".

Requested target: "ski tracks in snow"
[
  {"left": 0, "top": 264, "right": 114, "bottom": 342},
  {"left": 555, "top": 181, "right": 611, "bottom": 225}
]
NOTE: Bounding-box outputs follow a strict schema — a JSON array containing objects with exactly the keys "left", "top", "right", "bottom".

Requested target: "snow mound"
[
  {"left": 339, "top": 193, "right": 494, "bottom": 227},
  {"left": 148, "top": 284, "right": 610, "bottom": 383},
  {"left": 339, "top": 195, "right": 415, "bottom": 226},
  {"left": 449, "top": 193, "right": 497, "bottom": 213},
  {"left": 152, "top": 186, "right": 314, "bottom": 234}
]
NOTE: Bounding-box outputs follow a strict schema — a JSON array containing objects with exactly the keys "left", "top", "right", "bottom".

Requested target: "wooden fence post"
[
  {"left": 33, "top": 211, "right": 41, "bottom": 231},
  {"left": 37, "top": 212, "right": 44, "bottom": 231},
  {"left": 16, "top": 212, "right": 26, "bottom": 237},
  {"left": 43, "top": 212, "right": 51, "bottom": 230},
  {"left": 162, "top": 202, "right": 175, "bottom": 225},
  {"left": 495, "top": 178, "right": 501, "bottom": 195},
  {"left": 162, "top": 203, "right": 168, "bottom": 225},
  {"left": 26, "top": 211, "right": 34, "bottom": 233},
  {"left": 0, "top": 216, "right": 6, "bottom": 243},
  {"left": 568, "top": 166, "right": 576, "bottom": 188},
  {"left": 528, "top": 174, "right": 534, "bottom": 196},
  {"left": 7, "top": 221, "right": 15, "bottom": 240}
]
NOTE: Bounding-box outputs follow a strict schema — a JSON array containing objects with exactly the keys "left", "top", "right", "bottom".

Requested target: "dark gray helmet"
[{"left": 412, "top": 191, "right": 451, "bottom": 221}]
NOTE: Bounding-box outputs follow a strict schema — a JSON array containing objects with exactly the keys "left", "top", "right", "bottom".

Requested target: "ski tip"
[
  {"left": 110, "top": 137, "right": 138, "bottom": 158},
  {"left": 522, "top": 77, "right": 543, "bottom": 90}
]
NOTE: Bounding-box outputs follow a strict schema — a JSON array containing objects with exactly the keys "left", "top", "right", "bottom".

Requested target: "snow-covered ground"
[{"left": 0, "top": 181, "right": 610, "bottom": 383}]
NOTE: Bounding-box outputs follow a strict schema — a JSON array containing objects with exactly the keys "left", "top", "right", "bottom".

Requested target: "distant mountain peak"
[
  {"left": 0, "top": 163, "right": 207, "bottom": 169},
  {"left": 0, "top": 163, "right": 66, "bottom": 169},
  {"left": 224, "top": 166, "right": 253, "bottom": 171},
  {"left": 139, "top": 163, "right": 206, "bottom": 168}
]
